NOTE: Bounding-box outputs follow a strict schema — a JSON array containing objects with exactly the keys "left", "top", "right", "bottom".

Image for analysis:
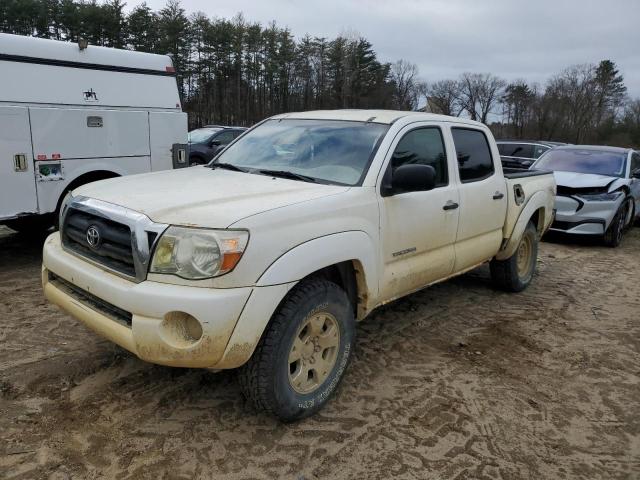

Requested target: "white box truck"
[{"left": 0, "top": 33, "right": 188, "bottom": 232}]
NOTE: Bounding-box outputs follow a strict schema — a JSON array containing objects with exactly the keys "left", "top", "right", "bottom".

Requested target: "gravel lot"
[{"left": 1, "top": 225, "right": 639, "bottom": 479}]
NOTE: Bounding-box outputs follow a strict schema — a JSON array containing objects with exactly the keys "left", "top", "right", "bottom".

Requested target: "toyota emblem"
[{"left": 86, "top": 225, "right": 101, "bottom": 249}]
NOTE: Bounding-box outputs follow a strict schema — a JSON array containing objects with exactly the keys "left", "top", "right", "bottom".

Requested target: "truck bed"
[
  {"left": 502, "top": 168, "right": 555, "bottom": 242},
  {"left": 503, "top": 168, "right": 553, "bottom": 179}
]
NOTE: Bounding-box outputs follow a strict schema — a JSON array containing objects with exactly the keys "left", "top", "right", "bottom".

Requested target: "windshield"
[
  {"left": 535, "top": 148, "right": 627, "bottom": 177},
  {"left": 188, "top": 128, "right": 221, "bottom": 144},
  {"left": 212, "top": 119, "right": 389, "bottom": 185}
]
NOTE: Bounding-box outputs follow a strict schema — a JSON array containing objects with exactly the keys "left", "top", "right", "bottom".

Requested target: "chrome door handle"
[
  {"left": 493, "top": 192, "right": 504, "bottom": 200},
  {"left": 443, "top": 201, "right": 459, "bottom": 211}
]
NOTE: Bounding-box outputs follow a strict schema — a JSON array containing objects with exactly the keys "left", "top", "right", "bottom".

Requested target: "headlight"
[
  {"left": 150, "top": 227, "right": 248, "bottom": 279},
  {"left": 577, "top": 191, "right": 623, "bottom": 202}
]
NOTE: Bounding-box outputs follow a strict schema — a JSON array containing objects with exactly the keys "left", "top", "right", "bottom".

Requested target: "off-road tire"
[
  {"left": 238, "top": 278, "right": 355, "bottom": 422},
  {"left": 490, "top": 221, "right": 538, "bottom": 292},
  {"left": 603, "top": 198, "right": 632, "bottom": 248}
]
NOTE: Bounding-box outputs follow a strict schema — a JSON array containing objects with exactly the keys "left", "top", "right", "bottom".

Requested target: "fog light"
[{"left": 160, "top": 312, "right": 203, "bottom": 348}]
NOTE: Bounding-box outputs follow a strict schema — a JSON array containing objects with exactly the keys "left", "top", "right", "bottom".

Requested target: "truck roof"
[
  {"left": 271, "top": 109, "right": 485, "bottom": 126},
  {"left": 0, "top": 33, "right": 173, "bottom": 73}
]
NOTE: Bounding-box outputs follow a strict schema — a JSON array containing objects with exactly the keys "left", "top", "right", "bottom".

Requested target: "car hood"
[
  {"left": 73, "top": 167, "right": 350, "bottom": 228},
  {"left": 553, "top": 171, "right": 618, "bottom": 189}
]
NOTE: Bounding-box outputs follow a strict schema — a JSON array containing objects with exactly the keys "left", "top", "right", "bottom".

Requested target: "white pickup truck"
[{"left": 42, "top": 110, "right": 556, "bottom": 421}]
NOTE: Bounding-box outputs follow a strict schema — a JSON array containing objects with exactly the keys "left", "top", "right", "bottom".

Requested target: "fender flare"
[
  {"left": 256, "top": 230, "right": 378, "bottom": 301},
  {"left": 213, "top": 231, "right": 379, "bottom": 370},
  {"left": 495, "top": 191, "right": 549, "bottom": 260}
]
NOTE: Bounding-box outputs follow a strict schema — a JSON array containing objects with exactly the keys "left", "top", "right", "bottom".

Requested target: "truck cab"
[
  {"left": 42, "top": 110, "right": 555, "bottom": 421},
  {"left": 0, "top": 33, "right": 188, "bottom": 232}
]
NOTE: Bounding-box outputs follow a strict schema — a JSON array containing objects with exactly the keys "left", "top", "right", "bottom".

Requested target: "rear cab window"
[
  {"left": 498, "top": 143, "right": 534, "bottom": 159},
  {"left": 452, "top": 128, "right": 495, "bottom": 183}
]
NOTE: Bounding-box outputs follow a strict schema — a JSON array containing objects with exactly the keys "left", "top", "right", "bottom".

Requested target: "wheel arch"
[
  {"left": 55, "top": 170, "right": 121, "bottom": 214},
  {"left": 255, "top": 231, "right": 378, "bottom": 319},
  {"left": 496, "top": 191, "right": 551, "bottom": 260}
]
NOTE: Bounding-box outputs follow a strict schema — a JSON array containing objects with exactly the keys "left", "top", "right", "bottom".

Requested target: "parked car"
[
  {"left": 42, "top": 110, "right": 556, "bottom": 421},
  {"left": 0, "top": 33, "right": 188, "bottom": 233},
  {"left": 497, "top": 140, "right": 566, "bottom": 169},
  {"left": 188, "top": 125, "right": 247, "bottom": 165},
  {"left": 533, "top": 145, "right": 640, "bottom": 247}
]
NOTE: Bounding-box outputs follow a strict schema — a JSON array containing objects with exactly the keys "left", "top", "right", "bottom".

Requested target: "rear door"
[
  {"left": 451, "top": 127, "right": 507, "bottom": 272},
  {"left": 0, "top": 106, "right": 38, "bottom": 218},
  {"left": 149, "top": 111, "right": 188, "bottom": 170}
]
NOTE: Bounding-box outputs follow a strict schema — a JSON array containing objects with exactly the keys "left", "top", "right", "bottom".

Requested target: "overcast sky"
[{"left": 135, "top": 0, "right": 640, "bottom": 97}]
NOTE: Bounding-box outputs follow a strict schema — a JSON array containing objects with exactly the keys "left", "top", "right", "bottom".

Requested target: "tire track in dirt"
[{"left": 1, "top": 226, "right": 639, "bottom": 479}]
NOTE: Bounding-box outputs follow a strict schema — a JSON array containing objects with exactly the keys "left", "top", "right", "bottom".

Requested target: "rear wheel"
[
  {"left": 239, "top": 278, "right": 355, "bottom": 422},
  {"left": 490, "top": 221, "right": 538, "bottom": 292},
  {"left": 603, "top": 198, "right": 632, "bottom": 247}
]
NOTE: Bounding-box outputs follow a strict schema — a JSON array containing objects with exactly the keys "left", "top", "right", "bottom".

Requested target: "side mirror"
[
  {"left": 210, "top": 139, "right": 221, "bottom": 147},
  {"left": 383, "top": 164, "right": 437, "bottom": 196},
  {"left": 632, "top": 168, "right": 640, "bottom": 179}
]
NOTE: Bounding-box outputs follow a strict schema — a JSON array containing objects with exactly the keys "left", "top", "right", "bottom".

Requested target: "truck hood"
[
  {"left": 553, "top": 171, "right": 617, "bottom": 189},
  {"left": 73, "top": 166, "right": 350, "bottom": 228}
]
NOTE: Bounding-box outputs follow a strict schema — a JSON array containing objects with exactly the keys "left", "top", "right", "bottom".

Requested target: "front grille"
[
  {"left": 552, "top": 219, "right": 605, "bottom": 231},
  {"left": 48, "top": 272, "right": 132, "bottom": 327},
  {"left": 551, "top": 220, "right": 572, "bottom": 231},
  {"left": 61, "top": 208, "right": 136, "bottom": 277}
]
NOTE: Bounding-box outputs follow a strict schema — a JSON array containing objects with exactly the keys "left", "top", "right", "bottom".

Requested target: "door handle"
[
  {"left": 493, "top": 192, "right": 504, "bottom": 200},
  {"left": 443, "top": 201, "right": 459, "bottom": 211}
]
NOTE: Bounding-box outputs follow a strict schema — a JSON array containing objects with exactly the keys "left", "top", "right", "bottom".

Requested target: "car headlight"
[
  {"left": 150, "top": 227, "right": 248, "bottom": 279},
  {"left": 576, "top": 191, "right": 623, "bottom": 202}
]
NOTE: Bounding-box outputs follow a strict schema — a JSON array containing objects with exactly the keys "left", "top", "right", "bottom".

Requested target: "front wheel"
[
  {"left": 239, "top": 278, "right": 355, "bottom": 422},
  {"left": 490, "top": 221, "right": 538, "bottom": 292},
  {"left": 603, "top": 197, "right": 632, "bottom": 248}
]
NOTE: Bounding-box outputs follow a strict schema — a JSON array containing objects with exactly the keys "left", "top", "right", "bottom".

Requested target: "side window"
[
  {"left": 499, "top": 143, "right": 534, "bottom": 158},
  {"left": 451, "top": 128, "right": 495, "bottom": 183},
  {"left": 391, "top": 127, "right": 448, "bottom": 187},
  {"left": 533, "top": 145, "right": 550, "bottom": 158},
  {"left": 232, "top": 130, "right": 244, "bottom": 139},
  {"left": 631, "top": 152, "right": 640, "bottom": 173},
  {"left": 215, "top": 131, "right": 235, "bottom": 144}
]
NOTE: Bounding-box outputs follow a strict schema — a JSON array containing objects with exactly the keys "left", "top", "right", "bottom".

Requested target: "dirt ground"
[{"left": 0, "top": 225, "right": 639, "bottom": 480}]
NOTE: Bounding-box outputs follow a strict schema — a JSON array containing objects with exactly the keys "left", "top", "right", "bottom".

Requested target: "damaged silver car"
[{"left": 533, "top": 146, "right": 640, "bottom": 247}]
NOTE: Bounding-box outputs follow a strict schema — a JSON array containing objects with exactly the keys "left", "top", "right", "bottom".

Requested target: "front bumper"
[
  {"left": 550, "top": 194, "right": 621, "bottom": 235},
  {"left": 43, "top": 232, "right": 252, "bottom": 368}
]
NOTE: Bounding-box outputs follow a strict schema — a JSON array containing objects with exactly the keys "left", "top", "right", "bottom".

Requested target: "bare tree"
[
  {"left": 458, "top": 73, "right": 506, "bottom": 123},
  {"left": 389, "top": 59, "right": 420, "bottom": 110},
  {"left": 427, "top": 79, "right": 462, "bottom": 116}
]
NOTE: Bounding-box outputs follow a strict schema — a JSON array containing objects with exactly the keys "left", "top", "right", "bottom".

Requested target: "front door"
[
  {"left": 0, "top": 106, "right": 38, "bottom": 219},
  {"left": 379, "top": 124, "right": 460, "bottom": 301},
  {"left": 450, "top": 127, "right": 507, "bottom": 271}
]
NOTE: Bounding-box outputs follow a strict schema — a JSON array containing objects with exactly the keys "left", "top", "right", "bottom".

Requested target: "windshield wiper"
[
  {"left": 256, "top": 169, "right": 318, "bottom": 183},
  {"left": 208, "top": 162, "right": 248, "bottom": 172}
]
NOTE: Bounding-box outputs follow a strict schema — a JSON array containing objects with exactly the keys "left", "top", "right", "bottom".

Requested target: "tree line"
[
  {"left": 427, "top": 61, "right": 639, "bottom": 146},
  {"left": 1, "top": 0, "right": 639, "bottom": 146},
  {"left": 0, "top": 0, "right": 423, "bottom": 127}
]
